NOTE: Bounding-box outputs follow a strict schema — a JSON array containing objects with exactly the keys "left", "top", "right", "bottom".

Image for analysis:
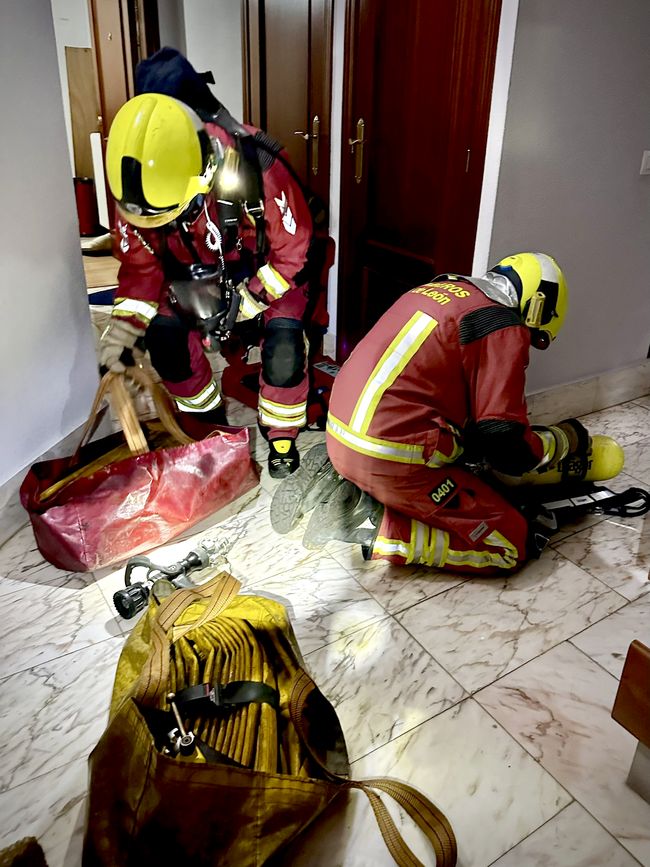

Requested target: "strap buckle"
[{"left": 175, "top": 680, "right": 279, "bottom": 713}]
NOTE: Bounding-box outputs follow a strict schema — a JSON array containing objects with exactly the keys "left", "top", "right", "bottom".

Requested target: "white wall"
[
  {"left": 158, "top": 0, "right": 187, "bottom": 56},
  {"left": 0, "top": 0, "right": 99, "bottom": 487},
  {"left": 488, "top": 0, "right": 650, "bottom": 392},
  {"left": 50, "top": 0, "right": 93, "bottom": 176},
  {"left": 183, "top": 0, "right": 243, "bottom": 119}
]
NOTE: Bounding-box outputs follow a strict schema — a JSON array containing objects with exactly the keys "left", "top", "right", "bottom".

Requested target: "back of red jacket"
[{"left": 328, "top": 278, "right": 545, "bottom": 473}]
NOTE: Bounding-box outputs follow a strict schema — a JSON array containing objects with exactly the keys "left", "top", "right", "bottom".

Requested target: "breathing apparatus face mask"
[{"left": 169, "top": 263, "right": 240, "bottom": 351}]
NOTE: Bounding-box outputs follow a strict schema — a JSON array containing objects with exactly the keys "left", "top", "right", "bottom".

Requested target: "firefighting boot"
[
  {"left": 270, "top": 443, "right": 340, "bottom": 533},
  {"left": 187, "top": 405, "right": 229, "bottom": 426},
  {"left": 303, "top": 478, "right": 383, "bottom": 550},
  {"left": 268, "top": 439, "right": 300, "bottom": 479}
]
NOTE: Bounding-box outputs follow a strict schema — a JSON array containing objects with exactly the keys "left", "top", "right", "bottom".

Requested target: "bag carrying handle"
[
  {"left": 289, "top": 671, "right": 457, "bottom": 867},
  {"left": 133, "top": 571, "right": 242, "bottom": 705},
  {"left": 121, "top": 366, "right": 196, "bottom": 447},
  {"left": 73, "top": 368, "right": 195, "bottom": 463}
]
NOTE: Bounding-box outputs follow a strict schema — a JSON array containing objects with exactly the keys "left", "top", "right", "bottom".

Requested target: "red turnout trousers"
[{"left": 328, "top": 444, "right": 529, "bottom": 574}]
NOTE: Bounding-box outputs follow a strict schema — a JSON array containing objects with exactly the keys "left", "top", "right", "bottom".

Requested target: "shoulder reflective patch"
[
  {"left": 118, "top": 221, "right": 130, "bottom": 253},
  {"left": 430, "top": 477, "right": 457, "bottom": 505},
  {"left": 274, "top": 191, "right": 297, "bottom": 235},
  {"left": 459, "top": 306, "right": 522, "bottom": 344}
]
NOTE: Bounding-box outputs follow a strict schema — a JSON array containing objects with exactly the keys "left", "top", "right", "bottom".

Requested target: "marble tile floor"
[{"left": 0, "top": 397, "right": 649, "bottom": 866}]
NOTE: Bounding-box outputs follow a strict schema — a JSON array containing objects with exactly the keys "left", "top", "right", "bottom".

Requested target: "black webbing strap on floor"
[
  {"left": 175, "top": 680, "right": 279, "bottom": 713},
  {"left": 542, "top": 486, "right": 650, "bottom": 520}
]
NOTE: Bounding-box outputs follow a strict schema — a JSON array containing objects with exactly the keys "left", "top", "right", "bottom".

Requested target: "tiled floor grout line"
[
  {"left": 484, "top": 798, "right": 645, "bottom": 867},
  {"left": 0, "top": 754, "right": 85, "bottom": 800},
  {"left": 0, "top": 632, "right": 123, "bottom": 686},
  {"left": 328, "top": 544, "right": 634, "bottom": 701},
  {"left": 473, "top": 650, "right": 647, "bottom": 867},
  {"left": 484, "top": 800, "right": 577, "bottom": 866},
  {"left": 473, "top": 692, "right": 576, "bottom": 795}
]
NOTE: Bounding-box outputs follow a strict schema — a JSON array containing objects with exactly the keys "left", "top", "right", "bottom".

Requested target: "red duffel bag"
[{"left": 20, "top": 368, "right": 259, "bottom": 572}]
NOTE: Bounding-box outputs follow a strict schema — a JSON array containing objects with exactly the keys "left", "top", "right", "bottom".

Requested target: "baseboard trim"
[{"left": 527, "top": 359, "right": 650, "bottom": 425}]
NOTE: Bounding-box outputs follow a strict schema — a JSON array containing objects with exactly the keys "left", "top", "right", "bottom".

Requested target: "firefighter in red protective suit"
[
  {"left": 101, "top": 55, "right": 312, "bottom": 478},
  {"left": 272, "top": 253, "right": 589, "bottom": 574}
]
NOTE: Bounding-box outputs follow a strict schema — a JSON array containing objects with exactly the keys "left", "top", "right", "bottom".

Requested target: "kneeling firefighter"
[
  {"left": 101, "top": 52, "right": 313, "bottom": 478},
  {"left": 272, "top": 253, "right": 646, "bottom": 573}
]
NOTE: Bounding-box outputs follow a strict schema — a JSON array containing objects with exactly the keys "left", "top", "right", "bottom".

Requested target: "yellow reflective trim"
[
  {"left": 427, "top": 437, "right": 464, "bottom": 468},
  {"left": 444, "top": 530, "right": 519, "bottom": 570},
  {"left": 258, "top": 264, "right": 290, "bottom": 299},
  {"left": 373, "top": 536, "right": 411, "bottom": 560},
  {"left": 349, "top": 312, "right": 438, "bottom": 435},
  {"left": 423, "top": 526, "right": 449, "bottom": 567},
  {"left": 258, "top": 396, "right": 307, "bottom": 417},
  {"left": 176, "top": 389, "right": 222, "bottom": 412},
  {"left": 239, "top": 286, "right": 268, "bottom": 319},
  {"left": 259, "top": 410, "right": 306, "bottom": 428},
  {"left": 174, "top": 380, "right": 220, "bottom": 408},
  {"left": 327, "top": 416, "right": 426, "bottom": 465},
  {"left": 410, "top": 520, "right": 428, "bottom": 563},
  {"left": 113, "top": 297, "right": 159, "bottom": 325}
]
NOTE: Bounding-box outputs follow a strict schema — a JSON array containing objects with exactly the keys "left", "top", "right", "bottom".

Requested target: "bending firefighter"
[
  {"left": 100, "top": 50, "right": 312, "bottom": 477},
  {"left": 273, "top": 253, "right": 628, "bottom": 574}
]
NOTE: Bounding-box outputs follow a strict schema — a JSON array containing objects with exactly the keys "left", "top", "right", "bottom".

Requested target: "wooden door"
[
  {"left": 243, "top": 0, "right": 333, "bottom": 212},
  {"left": 337, "top": 0, "right": 501, "bottom": 359},
  {"left": 65, "top": 47, "right": 102, "bottom": 178},
  {"left": 88, "top": 0, "right": 160, "bottom": 137}
]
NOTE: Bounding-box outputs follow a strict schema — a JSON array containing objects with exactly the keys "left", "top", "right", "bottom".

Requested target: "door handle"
[
  {"left": 293, "top": 130, "right": 310, "bottom": 140},
  {"left": 311, "top": 115, "right": 320, "bottom": 176},
  {"left": 348, "top": 118, "right": 365, "bottom": 184}
]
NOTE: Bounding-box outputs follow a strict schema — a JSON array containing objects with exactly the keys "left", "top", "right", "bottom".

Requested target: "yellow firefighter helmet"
[
  {"left": 492, "top": 252, "right": 568, "bottom": 349},
  {"left": 106, "top": 93, "right": 216, "bottom": 229}
]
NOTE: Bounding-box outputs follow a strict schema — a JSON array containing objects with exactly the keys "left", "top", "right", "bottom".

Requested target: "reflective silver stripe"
[
  {"left": 113, "top": 298, "right": 158, "bottom": 322},
  {"left": 444, "top": 530, "right": 518, "bottom": 570},
  {"left": 411, "top": 520, "right": 427, "bottom": 562},
  {"left": 176, "top": 390, "right": 222, "bottom": 413},
  {"left": 373, "top": 537, "right": 411, "bottom": 560},
  {"left": 174, "top": 380, "right": 221, "bottom": 409},
  {"left": 239, "top": 286, "right": 268, "bottom": 319},
  {"left": 535, "top": 251, "right": 560, "bottom": 283},
  {"left": 326, "top": 417, "right": 425, "bottom": 465},
  {"left": 258, "top": 264, "right": 289, "bottom": 299},
  {"left": 427, "top": 527, "right": 449, "bottom": 567},
  {"left": 350, "top": 312, "right": 438, "bottom": 434},
  {"left": 533, "top": 429, "right": 557, "bottom": 468},
  {"left": 258, "top": 396, "right": 307, "bottom": 418},
  {"left": 259, "top": 409, "right": 306, "bottom": 428}
]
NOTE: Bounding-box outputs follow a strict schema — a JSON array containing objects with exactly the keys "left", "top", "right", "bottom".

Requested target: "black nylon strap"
[
  {"left": 196, "top": 738, "right": 245, "bottom": 767},
  {"left": 175, "top": 680, "right": 279, "bottom": 712},
  {"left": 597, "top": 487, "right": 650, "bottom": 517}
]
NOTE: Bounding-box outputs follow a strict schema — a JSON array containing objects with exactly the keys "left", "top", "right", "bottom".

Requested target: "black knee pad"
[
  {"left": 262, "top": 318, "right": 305, "bottom": 387},
  {"left": 145, "top": 314, "right": 193, "bottom": 382}
]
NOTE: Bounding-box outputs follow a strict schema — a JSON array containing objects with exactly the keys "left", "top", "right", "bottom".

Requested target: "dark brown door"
[
  {"left": 243, "top": 0, "right": 333, "bottom": 211},
  {"left": 337, "top": 0, "right": 501, "bottom": 359}
]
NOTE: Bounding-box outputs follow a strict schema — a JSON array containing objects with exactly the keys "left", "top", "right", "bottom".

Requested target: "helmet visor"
[{"left": 116, "top": 201, "right": 189, "bottom": 229}]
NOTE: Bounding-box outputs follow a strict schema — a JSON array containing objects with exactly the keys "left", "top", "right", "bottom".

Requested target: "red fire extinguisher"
[{"left": 74, "top": 176, "right": 100, "bottom": 237}]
